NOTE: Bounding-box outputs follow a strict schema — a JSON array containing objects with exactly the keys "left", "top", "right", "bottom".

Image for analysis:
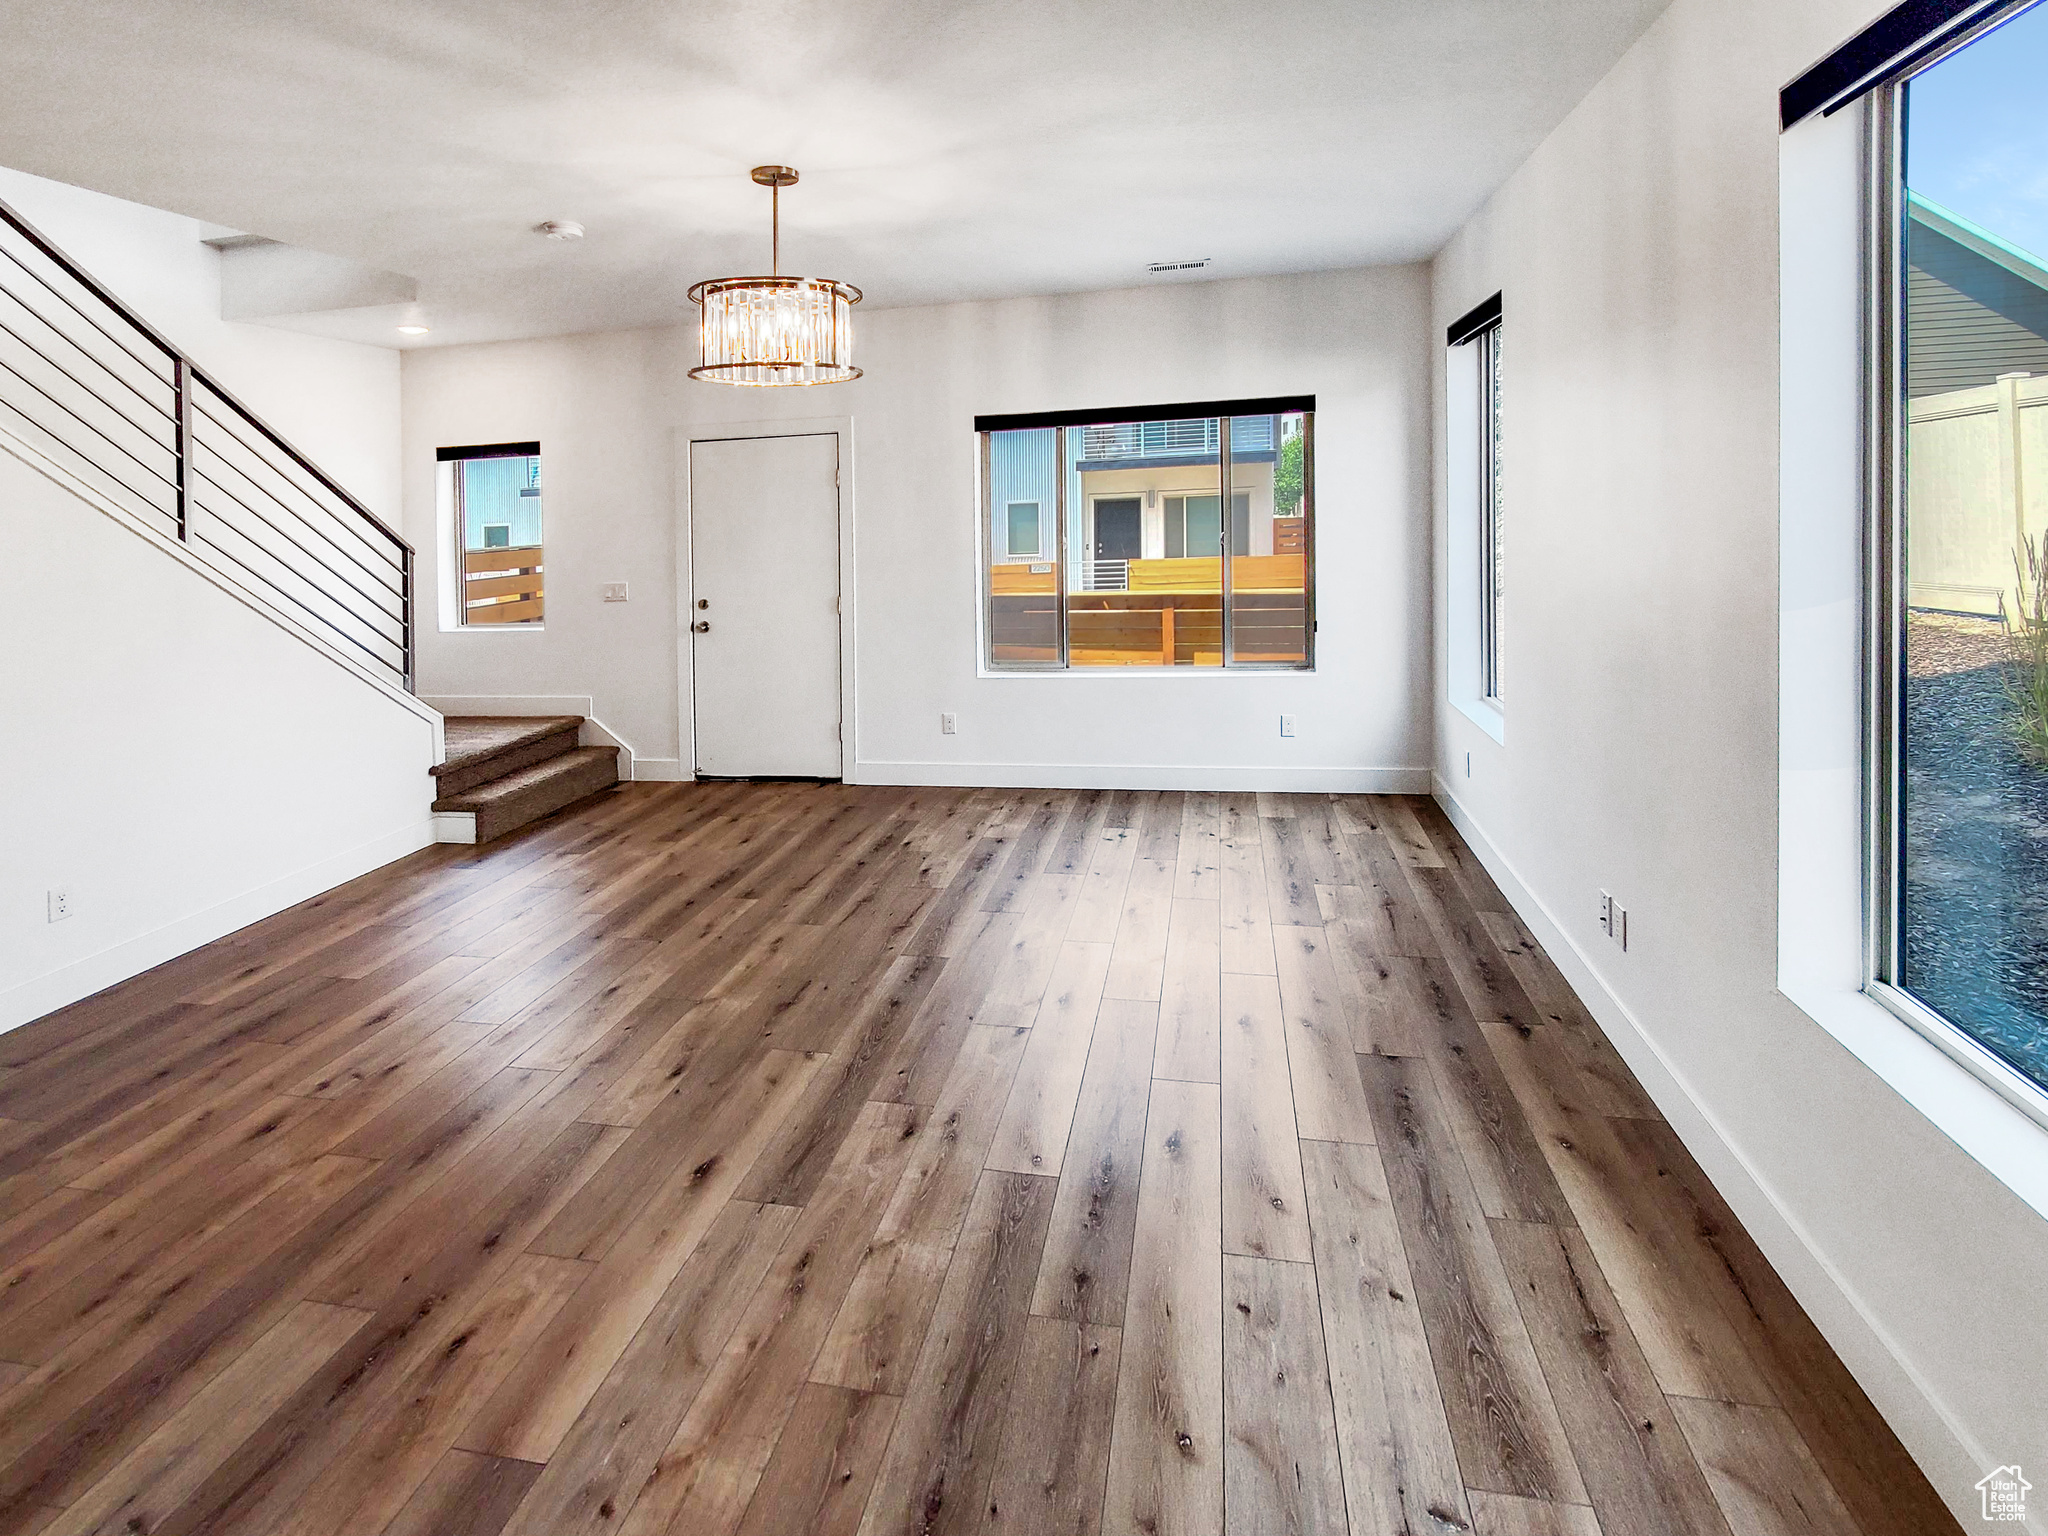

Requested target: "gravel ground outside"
[{"left": 1903, "top": 612, "right": 2048, "bottom": 1085}]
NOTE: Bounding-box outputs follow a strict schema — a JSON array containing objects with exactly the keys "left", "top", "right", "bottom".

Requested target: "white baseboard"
[
  {"left": 630, "top": 758, "right": 687, "bottom": 782},
  {"left": 431, "top": 811, "right": 477, "bottom": 844},
  {"left": 1431, "top": 776, "right": 1990, "bottom": 1524},
  {"left": 419, "top": 693, "right": 595, "bottom": 717},
  {"left": 0, "top": 818, "right": 436, "bottom": 1035},
  {"left": 853, "top": 761, "right": 1430, "bottom": 793}
]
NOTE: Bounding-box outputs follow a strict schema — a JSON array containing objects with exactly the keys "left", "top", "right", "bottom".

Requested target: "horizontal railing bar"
[
  {"left": 0, "top": 310, "right": 176, "bottom": 452},
  {"left": 192, "top": 427, "right": 406, "bottom": 597},
  {"left": 189, "top": 487, "right": 406, "bottom": 639},
  {"left": 0, "top": 192, "right": 416, "bottom": 695},
  {"left": 0, "top": 276, "right": 178, "bottom": 424},
  {"left": 191, "top": 395, "right": 405, "bottom": 577},
  {"left": 0, "top": 347, "right": 179, "bottom": 496},
  {"left": 0, "top": 198, "right": 183, "bottom": 374},
  {"left": 191, "top": 470, "right": 407, "bottom": 635},
  {"left": 188, "top": 369, "right": 408, "bottom": 555},
  {"left": 0, "top": 395, "right": 177, "bottom": 524},
  {"left": 191, "top": 526, "right": 407, "bottom": 679}
]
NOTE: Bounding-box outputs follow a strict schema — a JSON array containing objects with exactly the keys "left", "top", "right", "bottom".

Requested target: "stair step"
[
  {"left": 434, "top": 712, "right": 585, "bottom": 774},
  {"left": 433, "top": 721, "right": 582, "bottom": 799},
  {"left": 432, "top": 746, "right": 620, "bottom": 843}
]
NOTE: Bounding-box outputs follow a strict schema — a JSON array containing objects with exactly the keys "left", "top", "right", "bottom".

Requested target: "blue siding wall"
[{"left": 460, "top": 455, "right": 543, "bottom": 550}]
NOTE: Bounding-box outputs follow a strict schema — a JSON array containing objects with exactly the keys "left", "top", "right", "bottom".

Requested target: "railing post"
[
  {"left": 401, "top": 543, "right": 415, "bottom": 693},
  {"left": 173, "top": 356, "right": 191, "bottom": 541}
]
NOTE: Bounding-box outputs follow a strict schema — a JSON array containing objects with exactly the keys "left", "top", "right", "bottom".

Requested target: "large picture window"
[
  {"left": 441, "top": 441, "right": 543, "bottom": 626},
  {"left": 1871, "top": 1, "right": 2048, "bottom": 1104},
  {"left": 979, "top": 397, "right": 1313, "bottom": 669}
]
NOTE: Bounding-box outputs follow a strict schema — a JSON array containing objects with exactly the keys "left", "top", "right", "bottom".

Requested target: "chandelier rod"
[{"left": 772, "top": 179, "right": 779, "bottom": 277}]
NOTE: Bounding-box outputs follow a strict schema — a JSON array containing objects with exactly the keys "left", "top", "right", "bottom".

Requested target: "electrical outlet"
[
  {"left": 1279, "top": 714, "right": 1296, "bottom": 738},
  {"left": 601, "top": 582, "right": 628, "bottom": 602},
  {"left": 1597, "top": 889, "right": 1613, "bottom": 937},
  {"left": 940, "top": 712, "right": 957, "bottom": 736},
  {"left": 1465, "top": 751, "right": 1472, "bottom": 778},
  {"left": 47, "top": 888, "right": 72, "bottom": 923}
]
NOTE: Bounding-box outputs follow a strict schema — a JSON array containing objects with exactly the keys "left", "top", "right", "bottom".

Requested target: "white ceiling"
[{"left": 0, "top": 0, "right": 1669, "bottom": 348}]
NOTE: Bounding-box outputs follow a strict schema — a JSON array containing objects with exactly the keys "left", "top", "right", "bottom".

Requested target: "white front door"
[{"left": 688, "top": 432, "right": 843, "bottom": 778}]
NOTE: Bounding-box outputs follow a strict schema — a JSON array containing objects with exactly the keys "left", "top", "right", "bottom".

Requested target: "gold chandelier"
[{"left": 688, "top": 166, "right": 862, "bottom": 386}]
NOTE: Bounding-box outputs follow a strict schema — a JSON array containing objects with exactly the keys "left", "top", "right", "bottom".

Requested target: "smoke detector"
[
  {"left": 537, "top": 220, "right": 585, "bottom": 241},
  {"left": 1146, "top": 257, "right": 1210, "bottom": 274}
]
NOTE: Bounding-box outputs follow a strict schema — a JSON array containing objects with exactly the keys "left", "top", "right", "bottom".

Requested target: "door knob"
[{"left": 692, "top": 620, "right": 711, "bottom": 633}]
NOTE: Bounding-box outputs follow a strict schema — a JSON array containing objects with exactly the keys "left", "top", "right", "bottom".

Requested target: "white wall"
[
  {"left": 400, "top": 265, "right": 1432, "bottom": 790},
  {"left": 0, "top": 167, "right": 431, "bottom": 1030},
  {"left": 0, "top": 448, "right": 436, "bottom": 1028},
  {"left": 1430, "top": 0, "right": 2048, "bottom": 1524}
]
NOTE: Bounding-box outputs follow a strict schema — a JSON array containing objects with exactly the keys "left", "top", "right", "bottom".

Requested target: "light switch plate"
[{"left": 602, "top": 582, "right": 628, "bottom": 602}]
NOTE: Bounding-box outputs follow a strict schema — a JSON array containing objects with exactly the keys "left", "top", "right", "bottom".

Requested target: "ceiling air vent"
[{"left": 1146, "top": 257, "right": 1211, "bottom": 274}]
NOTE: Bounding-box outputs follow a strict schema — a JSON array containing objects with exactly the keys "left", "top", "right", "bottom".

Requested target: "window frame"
[
  {"left": 440, "top": 440, "right": 544, "bottom": 630},
  {"left": 976, "top": 397, "right": 1315, "bottom": 674},
  {"left": 1477, "top": 321, "right": 1504, "bottom": 704},
  {"left": 1864, "top": 38, "right": 2048, "bottom": 1128}
]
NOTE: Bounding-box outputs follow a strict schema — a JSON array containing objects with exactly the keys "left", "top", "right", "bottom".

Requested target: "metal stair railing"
[{"left": 0, "top": 195, "right": 414, "bottom": 692}]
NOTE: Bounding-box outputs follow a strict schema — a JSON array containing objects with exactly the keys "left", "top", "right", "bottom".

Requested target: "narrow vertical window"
[
  {"left": 1447, "top": 294, "right": 1503, "bottom": 725},
  {"left": 978, "top": 397, "right": 1313, "bottom": 670},
  {"left": 1478, "top": 320, "right": 1504, "bottom": 702},
  {"left": 441, "top": 442, "right": 543, "bottom": 626},
  {"left": 1873, "top": 2, "right": 2048, "bottom": 1101}
]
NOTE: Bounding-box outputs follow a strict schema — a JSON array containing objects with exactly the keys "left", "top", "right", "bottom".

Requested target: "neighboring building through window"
[
  {"left": 441, "top": 442, "right": 543, "bottom": 626},
  {"left": 979, "top": 398, "right": 1313, "bottom": 669},
  {"left": 1005, "top": 500, "right": 1043, "bottom": 559},
  {"left": 1874, "top": 2, "right": 2048, "bottom": 1102}
]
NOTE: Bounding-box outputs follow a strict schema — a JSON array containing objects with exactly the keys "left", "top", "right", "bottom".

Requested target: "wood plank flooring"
[{"left": 0, "top": 783, "right": 1960, "bottom": 1536}]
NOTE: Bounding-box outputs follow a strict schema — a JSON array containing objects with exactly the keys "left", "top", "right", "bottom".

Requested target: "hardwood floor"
[{"left": 0, "top": 782, "right": 1959, "bottom": 1536}]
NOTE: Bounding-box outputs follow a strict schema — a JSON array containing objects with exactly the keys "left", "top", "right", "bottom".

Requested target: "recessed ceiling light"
[
  {"left": 396, "top": 324, "right": 430, "bottom": 335},
  {"left": 537, "top": 220, "right": 585, "bottom": 240},
  {"left": 1146, "top": 258, "right": 1211, "bottom": 274}
]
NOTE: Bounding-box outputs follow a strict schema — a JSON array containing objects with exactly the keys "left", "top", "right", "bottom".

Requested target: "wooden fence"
[{"left": 463, "top": 544, "right": 544, "bottom": 624}]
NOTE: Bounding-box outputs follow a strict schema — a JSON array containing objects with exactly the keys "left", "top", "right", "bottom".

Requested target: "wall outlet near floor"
[
  {"left": 1279, "top": 714, "right": 1296, "bottom": 738},
  {"left": 601, "top": 582, "right": 628, "bottom": 602},
  {"left": 47, "top": 888, "right": 72, "bottom": 923},
  {"left": 940, "top": 712, "right": 958, "bottom": 736},
  {"left": 1465, "top": 751, "right": 1472, "bottom": 778},
  {"left": 1597, "top": 889, "right": 1629, "bottom": 950}
]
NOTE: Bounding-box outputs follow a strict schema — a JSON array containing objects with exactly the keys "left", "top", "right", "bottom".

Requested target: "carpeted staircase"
[{"left": 431, "top": 715, "right": 619, "bottom": 843}]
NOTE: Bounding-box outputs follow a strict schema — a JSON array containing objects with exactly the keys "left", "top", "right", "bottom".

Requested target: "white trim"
[
  {"left": 858, "top": 760, "right": 1428, "bottom": 792},
  {"left": 431, "top": 811, "right": 477, "bottom": 844},
  {"left": 1433, "top": 777, "right": 1997, "bottom": 1522},
  {"left": 628, "top": 757, "right": 687, "bottom": 782},
  {"left": 1450, "top": 692, "right": 1506, "bottom": 744},
  {"left": 0, "top": 818, "right": 436, "bottom": 1035},
  {"left": 0, "top": 422, "right": 445, "bottom": 763},
  {"left": 677, "top": 416, "right": 857, "bottom": 781}
]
